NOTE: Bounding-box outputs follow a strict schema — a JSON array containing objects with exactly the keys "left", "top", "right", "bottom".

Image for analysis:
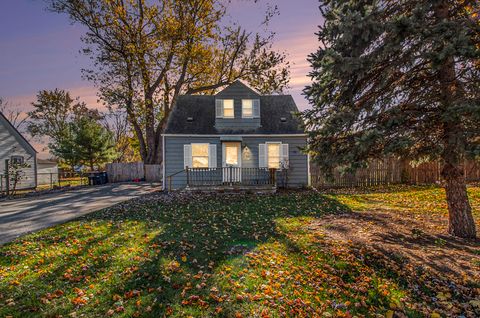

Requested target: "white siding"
[
  {"left": 0, "top": 119, "right": 36, "bottom": 191},
  {"left": 37, "top": 163, "right": 59, "bottom": 186}
]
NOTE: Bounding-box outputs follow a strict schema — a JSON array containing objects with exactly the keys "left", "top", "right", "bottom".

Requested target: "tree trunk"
[
  {"left": 434, "top": 1, "right": 476, "bottom": 239},
  {"left": 442, "top": 162, "right": 476, "bottom": 238}
]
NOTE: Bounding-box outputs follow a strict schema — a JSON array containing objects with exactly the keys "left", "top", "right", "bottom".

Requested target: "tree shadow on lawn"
[
  {"left": 318, "top": 184, "right": 442, "bottom": 195},
  {"left": 314, "top": 209, "right": 480, "bottom": 316},
  {"left": 0, "top": 191, "right": 352, "bottom": 317}
]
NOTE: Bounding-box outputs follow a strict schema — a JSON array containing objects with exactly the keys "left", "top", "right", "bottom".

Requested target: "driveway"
[{"left": 0, "top": 182, "right": 160, "bottom": 245}]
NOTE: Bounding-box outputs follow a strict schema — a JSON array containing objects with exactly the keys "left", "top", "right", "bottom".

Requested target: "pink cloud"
[{"left": 6, "top": 86, "right": 103, "bottom": 112}]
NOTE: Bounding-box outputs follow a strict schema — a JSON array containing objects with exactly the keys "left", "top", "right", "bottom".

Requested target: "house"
[
  {"left": 37, "top": 159, "right": 59, "bottom": 186},
  {"left": 162, "top": 81, "right": 310, "bottom": 190},
  {"left": 0, "top": 111, "right": 37, "bottom": 192}
]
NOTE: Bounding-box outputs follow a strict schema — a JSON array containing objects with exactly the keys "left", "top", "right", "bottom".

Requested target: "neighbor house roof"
[
  {"left": 0, "top": 111, "right": 37, "bottom": 155},
  {"left": 37, "top": 158, "right": 58, "bottom": 166},
  {"left": 164, "top": 89, "right": 304, "bottom": 135}
]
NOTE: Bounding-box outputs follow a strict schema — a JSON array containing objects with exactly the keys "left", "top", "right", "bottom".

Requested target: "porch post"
[{"left": 269, "top": 168, "right": 276, "bottom": 185}]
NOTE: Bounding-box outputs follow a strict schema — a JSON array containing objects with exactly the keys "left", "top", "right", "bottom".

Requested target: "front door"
[{"left": 222, "top": 142, "right": 241, "bottom": 183}]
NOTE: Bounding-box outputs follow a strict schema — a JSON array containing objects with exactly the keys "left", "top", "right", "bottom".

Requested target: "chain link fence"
[{"left": 1, "top": 171, "right": 89, "bottom": 196}]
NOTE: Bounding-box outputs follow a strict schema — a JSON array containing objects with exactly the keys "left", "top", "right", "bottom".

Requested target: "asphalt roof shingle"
[{"left": 164, "top": 94, "right": 304, "bottom": 135}]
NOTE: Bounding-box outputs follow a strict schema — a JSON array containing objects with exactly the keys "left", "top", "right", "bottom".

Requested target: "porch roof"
[{"left": 220, "top": 136, "right": 243, "bottom": 141}]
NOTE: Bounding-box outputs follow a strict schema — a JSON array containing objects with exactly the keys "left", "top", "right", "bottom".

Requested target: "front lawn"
[{"left": 1, "top": 187, "right": 479, "bottom": 317}]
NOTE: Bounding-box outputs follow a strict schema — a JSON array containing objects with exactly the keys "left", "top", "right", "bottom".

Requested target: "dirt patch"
[{"left": 310, "top": 208, "right": 480, "bottom": 316}]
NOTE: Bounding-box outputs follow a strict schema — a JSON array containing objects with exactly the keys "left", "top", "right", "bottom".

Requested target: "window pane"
[
  {"left": 267, "top": 144, "right": 280, "bottom": 168},
  {"left": 192, "top": 156, "right": 209, "bottom": 168},
  {"left": 225, "top": 145, "right": 239, "bottom": 165},
  {"left": 242, "top": 99, "right": 253, "bottom": 117},
  {"left": 223, "top": 99, "right": 234, "bottom": 118},
  {"left": 11, "top": 156, "right": 24, "bottom": 165},
  {"left": 192, "top": 144, "right": 208, "bottom": 156}
]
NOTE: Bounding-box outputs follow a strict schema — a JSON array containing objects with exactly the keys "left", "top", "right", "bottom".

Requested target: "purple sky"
[
  {"left": 0, "top": 0, "right": 321, "bottom": 156},
  {"left": 0, "top": 0, "right": 321, "bottom": 107}
]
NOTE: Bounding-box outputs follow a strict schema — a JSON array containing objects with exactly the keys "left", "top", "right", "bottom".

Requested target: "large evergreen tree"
[{"left": 303, "top": 0, "right": 480, "bottom": 238}]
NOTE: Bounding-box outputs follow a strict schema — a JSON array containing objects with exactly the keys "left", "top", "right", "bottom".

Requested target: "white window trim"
[
  {"left": 191, "top": 143, "right": 210, "bottom": 168},
  {"left": 10, "top": 155, "right": 25, "bottom": 165},
  {"left": 242, "top": 99, "right": 254, "bottom": 118},
  {"left": 266, "top": 142, "right": 282, "bottom": 169}
]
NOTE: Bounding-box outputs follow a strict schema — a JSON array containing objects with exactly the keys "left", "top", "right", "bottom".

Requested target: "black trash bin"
[
  {"left": 87, "top": 174, "right": 95, "bottom": 186},
  {"left": 100, "top": 171, "right": 109, "bottom": 184},
  {"left": 88, "top": 172, "right": 102, "bottom": 185}
]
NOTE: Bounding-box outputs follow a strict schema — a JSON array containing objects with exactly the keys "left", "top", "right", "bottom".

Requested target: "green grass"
[
  {"left": 0, "top": 187, "right": 479, "bottom": 317},
  {"left": 331, "top": 185, "right": 480, "bottom": 222}
]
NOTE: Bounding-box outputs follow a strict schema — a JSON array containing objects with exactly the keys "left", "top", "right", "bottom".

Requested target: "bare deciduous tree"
[
  {"left": 0, "top": 97, "right": 30, "bottom": 132},
  {"left": 47, "top": 0, "right": 290, "bottom": 164},
  {"left": 103, "top": 108, "right": 140, "bottom": 163}
]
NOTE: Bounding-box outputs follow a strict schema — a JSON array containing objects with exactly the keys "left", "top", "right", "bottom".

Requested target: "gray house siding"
[
  {"left": 164, "top": 136, "right": 221, "bottom": 189},
  {"left": 214, "top": 101, "right": 261, "bottom": 131},
  {"left": 164, "top": 135, "right": 308, "bottom": 189},
  {"left": 215, "top": 81, "right": 261, "bottom": 131},
  {"left": 0, "top": 114, "right": 37, "bottom": 191},
  {"left": 242, "top": 136, "right": 308, "bottom": 187}
]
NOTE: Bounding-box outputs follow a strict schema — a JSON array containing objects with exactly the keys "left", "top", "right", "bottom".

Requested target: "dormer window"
[
  {"left": 215, "top": 99, "right": 234, "bottom": 118},
  {"left": 242, "top": 99, "right": 260, "bottom": 118},
  {"left": 242, "top": 99, "right": 253, "bottom": 118}
]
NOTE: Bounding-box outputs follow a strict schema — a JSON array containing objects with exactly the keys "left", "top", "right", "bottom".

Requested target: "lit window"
[
  {"left": 225, "top": 143, "right": 239, "bottom": 165},
  {"left": 242, "top": 99, "right": 253, "bottom": 118},
  {"left": 192, "top": 144, "right": 209, "bottom": 168},
  {"left": 267, "top": 143, "right": 280, "bottom": 169},
  {"left": 223, "top": 99, "right": 234, "bottom": 118}
]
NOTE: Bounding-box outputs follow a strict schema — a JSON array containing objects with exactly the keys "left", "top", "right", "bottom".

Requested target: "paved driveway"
[{"left": 0, "top": 183, "right": 160, "bottom": 245}]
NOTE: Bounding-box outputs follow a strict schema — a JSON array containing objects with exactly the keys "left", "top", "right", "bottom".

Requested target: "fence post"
[
  {"left": 186, "top": 167, "right": 190, "bottom": 187},
  {"left": 4, "top": 159, "right": 9, "bottom": 196}
]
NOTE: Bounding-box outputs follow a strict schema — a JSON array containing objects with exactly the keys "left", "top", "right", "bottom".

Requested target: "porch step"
[{"left": 184, "top": 185, "right": 276, "bottom": 194}]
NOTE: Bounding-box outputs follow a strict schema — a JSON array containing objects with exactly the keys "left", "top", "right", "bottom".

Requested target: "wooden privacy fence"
[
  {"left": 106, "top": 162, "right": 162, "bottom": 183},
  {"left": 311, "top": 158, "right": 480, "bottom": 188}
]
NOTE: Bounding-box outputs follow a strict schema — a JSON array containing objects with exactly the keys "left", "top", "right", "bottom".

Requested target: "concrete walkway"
[{"left": 0, "top": 183, "right": 160, "bottom": 245}]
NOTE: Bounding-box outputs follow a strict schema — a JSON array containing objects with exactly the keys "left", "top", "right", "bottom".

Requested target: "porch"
[{"left": 167, "top": 167, "right": 278, "bottom": 192}]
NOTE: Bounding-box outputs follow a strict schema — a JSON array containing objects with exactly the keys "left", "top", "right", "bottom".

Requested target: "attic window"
[
  {"left": 11, "top": 155, "right": 24, "bottom": 165},
  {"left": 187, "top": 117, "right": 194, "bottom": 122},
  {"left": 280, "top": 117, "right": 287, "bottom": 122},
  {"left": 215, "top": 99, "right": 234, "bottom": 118}
]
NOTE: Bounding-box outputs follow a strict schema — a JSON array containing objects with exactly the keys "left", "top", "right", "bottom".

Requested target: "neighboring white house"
[
  {"left": 37, "top": 159, "right": 59, "bottom": 186},
  {"left": 0, "top": 111, "right": 37, "bottom": 192}
]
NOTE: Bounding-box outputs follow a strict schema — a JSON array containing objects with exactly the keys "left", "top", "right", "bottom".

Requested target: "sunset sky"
[{"left": 0, "top": 0, "right": 322, "bottom": 156}]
